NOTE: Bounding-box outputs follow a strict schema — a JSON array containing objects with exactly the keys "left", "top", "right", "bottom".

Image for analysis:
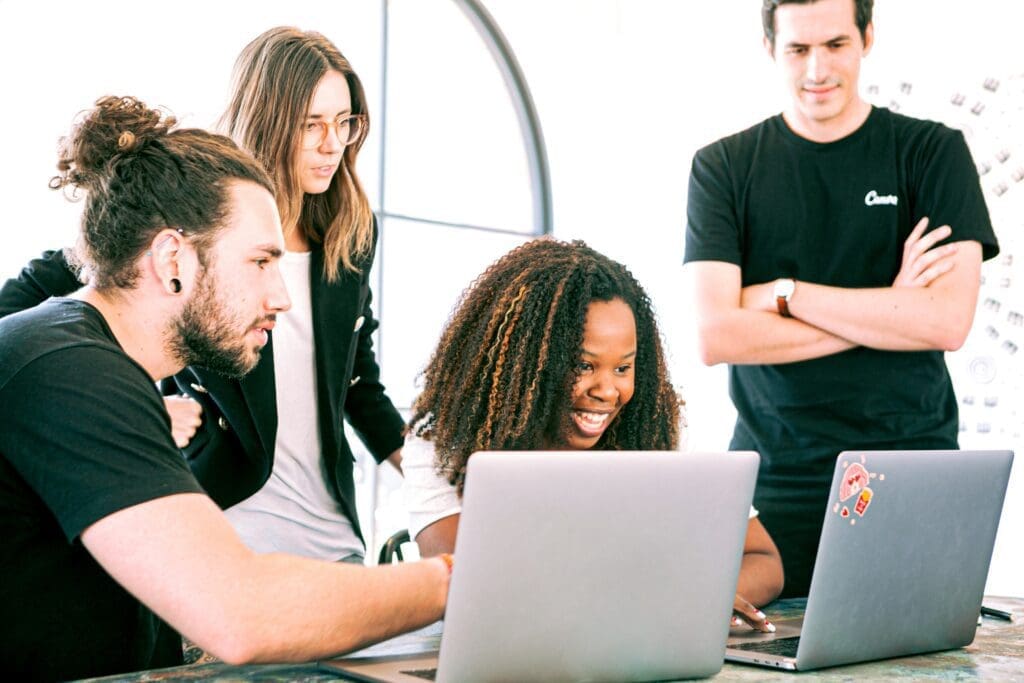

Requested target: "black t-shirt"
[
  {"left": 0, "top": 299, "right": 203, "bottom": 680},
  {"left": 684, "top": 107, "right": 999, "bottom": 497}
]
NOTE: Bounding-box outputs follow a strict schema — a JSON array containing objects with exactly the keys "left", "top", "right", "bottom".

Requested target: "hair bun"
[
  {"left": 50, "top": 95, "right": 177, "bottom": 193},
  {"left": 117, "top": 130, "right": 137, "bottom": 151}
]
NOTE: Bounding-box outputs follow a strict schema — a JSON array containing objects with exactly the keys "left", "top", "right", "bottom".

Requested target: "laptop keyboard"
[
  {"left": 731, "top": 635, "right": 801, "bottom": 658},
  {"left": 400, "top": 668, "right": 438, "bottom": 681}
]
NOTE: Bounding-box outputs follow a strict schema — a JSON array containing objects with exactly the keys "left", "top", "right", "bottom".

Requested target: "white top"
[
  {"left": 403, "top": 433, "right": 462, "bottom": 540},
  {"left": 402, "top": 425, "right": 757, "bottom": 541},
  {"left": 225, "top": 250, "right": 363, "bottom": 560}
]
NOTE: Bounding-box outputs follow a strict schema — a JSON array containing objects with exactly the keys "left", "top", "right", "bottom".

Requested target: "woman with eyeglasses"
[{"left": 0, "top": 27, "right": 403, "bottom": 565}]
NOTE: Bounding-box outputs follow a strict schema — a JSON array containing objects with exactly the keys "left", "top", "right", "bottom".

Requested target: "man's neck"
[
  {"left": 783, "top": 98, "right": 873, "bottom": 143},
  {"left": 74, "top": 287, "right": 180, "bottom": 381}
]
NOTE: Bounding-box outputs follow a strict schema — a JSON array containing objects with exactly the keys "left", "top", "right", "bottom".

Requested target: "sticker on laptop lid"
[
  {"left": 853, "top": 488, "right": 873, "bottom": 516},
  {"left": 839, "top": 462, "right": 870, "bottom": 501},
  {"left": 834, "top": 456, "right": 884, "bottom": 524}
]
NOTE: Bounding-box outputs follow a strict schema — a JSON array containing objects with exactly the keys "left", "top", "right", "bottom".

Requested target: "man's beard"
[{"left": 168, "top": 269, "right": 263, "bottom": 379}]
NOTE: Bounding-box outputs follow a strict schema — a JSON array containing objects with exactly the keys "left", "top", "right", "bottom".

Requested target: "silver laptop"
[
  {"left": 726, "top": 449, "right": 1013, "bottom": 672},
  {"left": 323, "top": 450, "right": 759, "bottom": 682}
]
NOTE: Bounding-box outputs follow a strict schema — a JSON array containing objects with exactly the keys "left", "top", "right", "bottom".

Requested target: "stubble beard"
[{"left": 168, "top": 268, "right": 260, "bottom": 379}]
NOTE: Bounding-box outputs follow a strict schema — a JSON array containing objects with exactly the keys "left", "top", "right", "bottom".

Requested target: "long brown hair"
[
  {"left": 51, "top": 96, "right": 273, "bottom": 290},
  {"left": 220, "top": 26, "right": 373, "bottom": 280},
  {"left": 410, "top": 238, "right": 681, "bottom": 493}
]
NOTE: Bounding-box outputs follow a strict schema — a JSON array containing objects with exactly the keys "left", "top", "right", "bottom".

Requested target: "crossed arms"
[{"left": 687, "top": 218, "right": 984, "bottom": 366}]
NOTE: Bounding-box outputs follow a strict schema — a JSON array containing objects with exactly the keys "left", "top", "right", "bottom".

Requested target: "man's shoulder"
[
  {"left": 875, "top": 107, "right": 965, "bottom": 148},
  {"left": 691, "top": 116, "right": 789, "bottom": 179},
  {"left": 0, "top": 300, "right": 124, "bottom": 387},
  {"left": 696, "top": 115, "right": 780, "bottom": 159}
]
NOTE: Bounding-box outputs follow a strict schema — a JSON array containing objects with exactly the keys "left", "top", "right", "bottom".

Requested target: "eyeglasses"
[{"left": 300, "top": 114, "right": 366, "bottom": 150}]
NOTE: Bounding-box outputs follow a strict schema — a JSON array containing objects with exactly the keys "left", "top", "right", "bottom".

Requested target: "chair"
[{"left": 377, "top": 528, "right": 411, "bottom": 564}]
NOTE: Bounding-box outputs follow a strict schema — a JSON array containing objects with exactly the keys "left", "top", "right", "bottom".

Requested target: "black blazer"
[{"left": 0, "top": 226, "right": 405, "bottom": 544}]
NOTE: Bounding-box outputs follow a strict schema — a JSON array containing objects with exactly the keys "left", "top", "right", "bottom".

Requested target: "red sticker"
[
  {"left": 854, "top": 487, "right": 873, "bottom": 516},
  {"left": 841, "top": 506, "right": 849, "bottom": 518}
]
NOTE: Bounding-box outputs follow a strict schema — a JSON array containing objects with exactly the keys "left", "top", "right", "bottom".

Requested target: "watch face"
[{"left": 775, "top": 278, "right": 795, "bottom": 298}]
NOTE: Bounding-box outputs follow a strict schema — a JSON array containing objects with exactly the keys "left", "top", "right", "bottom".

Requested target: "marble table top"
[{"left": 80, "top": 596, "right": 1024, "bottom": 682}]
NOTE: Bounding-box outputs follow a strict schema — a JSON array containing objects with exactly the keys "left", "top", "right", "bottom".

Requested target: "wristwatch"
[{"left": 774, "top": 278, "right": 795, "bottom": 318}]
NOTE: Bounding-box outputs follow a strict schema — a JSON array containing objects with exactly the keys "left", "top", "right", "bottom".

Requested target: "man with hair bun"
[
  {"left": 2, "top": 27, "right": 407, "bottom": 567},
  {"left": 0, "top": 96, "right": 449, "bottom": 681}
]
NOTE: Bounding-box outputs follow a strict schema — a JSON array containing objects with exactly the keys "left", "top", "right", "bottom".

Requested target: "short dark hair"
[
  {"left": 410, "top": 238, "right": 681, "bottom": 493},
  {"left": 50, "top": 96, "right": 274, "bottom": 290},
  {"left": 762, "top": 0, "right": 874, "bottom": 47}
]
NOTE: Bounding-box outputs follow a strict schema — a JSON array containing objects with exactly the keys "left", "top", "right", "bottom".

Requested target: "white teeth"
[{"left": 576, "top": 411, "right": 609, "bottom": 427}]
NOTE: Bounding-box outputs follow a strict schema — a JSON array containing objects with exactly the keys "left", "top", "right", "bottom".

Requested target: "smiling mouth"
[
  {"left": 571, "top": 409, "right": 615, "bottom": 438},
  {"left": 803, "top": 82, "right": 838, "bottom": 95}
]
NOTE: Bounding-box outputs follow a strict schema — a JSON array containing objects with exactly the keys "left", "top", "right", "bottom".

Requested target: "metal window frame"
[
  {"left": 376, "top": 0, "right": 553, "bottom": 236},
  {"left": 366, "top": 0, "right": 552, "bottom": 553}
]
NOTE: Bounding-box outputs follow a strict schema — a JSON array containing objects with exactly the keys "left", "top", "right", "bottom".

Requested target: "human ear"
[
  {"left": 862, "top": 22, "right": 874, "bottom": 56},
  {"left": 147, "top": 228, "right": 186, "bottom": 295}
]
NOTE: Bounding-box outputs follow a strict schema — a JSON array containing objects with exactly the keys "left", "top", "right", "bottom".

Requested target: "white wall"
[
  {"left": 0, "top": 0, "right": 386, "bottom": 274},
  {"left": 0, "top": 0, "right": 1020, "bottom": 594}
]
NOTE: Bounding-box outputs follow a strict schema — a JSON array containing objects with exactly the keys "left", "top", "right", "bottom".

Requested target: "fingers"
[
  {"left": 172, "top": 430, "right": 194, "bottom": 449},
  {"left": 164, "top": 395, "right": 203, "bottom": 448},
  {"left": 899, "top": 241, "right": 958, "bottom": 286},
  {"left": 908, "top": 243, "right": 958, "bottom": 284},
  {"left": 165, "top": 395, "right": 203, "bottom": 422},
  {"left": 912, "top": 258, "right": 957, "bottom": 287},
  {"left": 903, "top": 226, "right": 952, "bottom": 269},
  {"left": 895, "top": 218, "right": 956, "bottom": 288},
  {"left": 906, "top": 224, "right": 952, "bottom": 256},
  {"left": 904, "top": 216, "right": 930, "bottom": 248},
  {"left": 732, "top": 594, "right": 776, "bottom": 633}
]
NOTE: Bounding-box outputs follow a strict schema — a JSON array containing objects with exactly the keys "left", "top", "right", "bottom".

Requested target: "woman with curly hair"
[{"left": 403, "top": 237, "right": 784, "bottom": 629}]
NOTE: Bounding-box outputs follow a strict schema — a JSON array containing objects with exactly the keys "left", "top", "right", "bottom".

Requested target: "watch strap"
[{"left": 776, "top": 294, "right": 792, "bottom": 318}]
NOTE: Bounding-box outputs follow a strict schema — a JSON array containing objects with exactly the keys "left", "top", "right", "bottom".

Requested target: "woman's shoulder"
[{"left": 403, "top": 431, "right": 438, "bottom": 467}]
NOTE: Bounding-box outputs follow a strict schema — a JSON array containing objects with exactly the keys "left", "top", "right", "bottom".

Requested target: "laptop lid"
[
  {"left": 327, "top": 450, "right": 759, "bottom": 682},
  {"left": 727, "top": 449, "right": 1013, "bottom": 672}
]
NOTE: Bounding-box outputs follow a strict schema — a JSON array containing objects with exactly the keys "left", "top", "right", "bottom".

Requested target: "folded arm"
[
  {"left": 689, "top": 220, "right": 977, "bottom": 365},
  {"left": 744, "top": 240, "right": 982, "bottom": 352},
  {"left": 687, "top": 260, "right": 856, "bottom": 366},
  {"left": 82, "top": 493, "right": 449, "bottom": 664}
]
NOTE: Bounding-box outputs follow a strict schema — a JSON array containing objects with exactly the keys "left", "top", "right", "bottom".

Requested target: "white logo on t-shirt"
[{"left": 865, "top": 190, "right": 898, "bottom": 206}]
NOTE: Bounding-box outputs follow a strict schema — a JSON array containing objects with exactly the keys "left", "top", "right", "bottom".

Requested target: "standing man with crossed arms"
[{"left": 683, "top": 0, "right": 999, "bottom": 597}]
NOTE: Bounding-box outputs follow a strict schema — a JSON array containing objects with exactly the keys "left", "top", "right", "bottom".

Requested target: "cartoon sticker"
[
  {"left": 833, "top": 458, "right": 884, "bottom": 524},
  {"left": 839, "top": 462, "right": 870, "bottom": 501},
  {"left": 853, "top": 487, "right": 873, "bottom": 516}
]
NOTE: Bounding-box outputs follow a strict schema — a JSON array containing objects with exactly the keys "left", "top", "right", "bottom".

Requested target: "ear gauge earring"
[{"left": 169, "top": 278, "right": 182, "bottom": 294}]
